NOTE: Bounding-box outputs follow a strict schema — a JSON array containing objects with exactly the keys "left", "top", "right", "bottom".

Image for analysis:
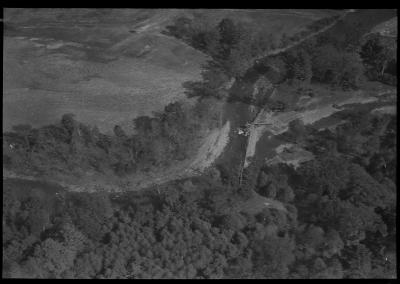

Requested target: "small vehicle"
[
  {"left": 237, "top": 128, "right": 250, "bottom": 136},
  {"left": 332, "top": 104, "right": 341, "bottom": 109},
  {"left": 237, "top": 128, "right": 246, "bottom": 135},
  {"left": 237, "top": 123, "right": 253, "bottom": 136}
]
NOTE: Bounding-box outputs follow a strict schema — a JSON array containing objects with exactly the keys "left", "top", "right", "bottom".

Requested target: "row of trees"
[
  {"left": 264, "top": 40, "right": 365, "bottom": 90},
  {"left": 3, "top": 97, "right": 221, "bottom": 180},
  {"left": 262, "top": 16, "right": 396, "bottom": 90}
]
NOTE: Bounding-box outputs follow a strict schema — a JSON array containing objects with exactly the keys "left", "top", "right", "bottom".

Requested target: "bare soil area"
[{"left": 244, "top": 86, "right": 395, "bottom": 168}]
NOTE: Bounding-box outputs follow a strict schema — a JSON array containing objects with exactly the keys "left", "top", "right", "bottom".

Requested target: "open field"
[
  {"left": 4, "top": 8, "right": 339, "bottom": 133},
  {"left": 3, "top": 35, "right": 205, "bottom": 133},
  {"left": 3, "top": 28, "right": 207, "bottom": 133},
  {"left": 370, "top": 16, "right": 397, "bottom": 37}
]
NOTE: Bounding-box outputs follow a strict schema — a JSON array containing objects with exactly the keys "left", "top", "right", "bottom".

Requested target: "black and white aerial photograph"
[{"left": 2, "top": 8, "right": 397, "bottom": 279}]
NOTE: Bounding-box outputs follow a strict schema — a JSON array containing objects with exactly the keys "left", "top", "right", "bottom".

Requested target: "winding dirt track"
[
  {"left": 252, "top": 10, "right": 352, "bottom": 62},
  {"left": 130, "top": 120, "right": 231, "bottom": 190}
]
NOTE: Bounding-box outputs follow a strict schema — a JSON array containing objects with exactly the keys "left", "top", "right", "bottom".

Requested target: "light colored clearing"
[
  {"left": 376, "top": 89, "right": 397, "bottom": 97},
  {"left": 240, "top": 195, "right": 288, "bottom": 215},
  {"left": 269, "top": 88, "right": 279, "bottom": 100},
  {"left": 297, "top": 96, "right": 321, "bottom": 108},
  {"left": 371, "top": 106, "right": 397, "bottom": 115},
  {"left": 300, "top": 105, "right": 339, "bottom": 125},
  {"left": 244, "top": 92, "right": 380, "bottom": 168},
  {"left": 301, "top": 95, "right": 378, "bottom": 124},
  {"left": 3, "top": 169, "right": 40, "bottom": 183},
  {"left": 263, "top": 198, "right": 288, "bottom": 213},
  {"left": 337, "top": 94, "right": 378, "bottom": 107},
  {"left": 244, "top": 110, "right": 274, "bottom": 167},
  {"left": 370, "top": 17, "right": 397, "bottom": 37},
  {"left": 222, "top": 77, "right": 236, "bottom": 91},
  {"left": 136, "top": 23, "right": 160, "bottom": 33},
  {"left": 244, "top": 124, "right": 270, "bottom": 168},
  {"left": 244, "top": 110, "right": 296, "bottom": 167},
  {"left": 319, "top": 120, "right": 347, "bottom": 131},
  {"left": 45, "top": 40, "right": 84, "bottom": 49},
  {"left": 266, "top": 143, "right": 314, "bottom": 169},
  {"left": 276, "top": 143, "right": 295, "bottom": 154},
  {"left": 189, "top": 121, "right": 231, "bottom": 172}
]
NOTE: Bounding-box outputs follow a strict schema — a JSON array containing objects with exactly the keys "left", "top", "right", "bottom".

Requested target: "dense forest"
[
  {"left": 3, "top": 11, "right": 397, "bottom": 279},
  {"left": 3, "top": 110, "right": 397, "bottom": 278}
]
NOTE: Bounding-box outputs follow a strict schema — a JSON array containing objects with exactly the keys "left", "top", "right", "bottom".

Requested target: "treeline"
[
  {"left": 264, "top": 17, "right": 396, "bottom": 89},
  {"left": 3, "top": 106, "right": 396, "bottom": 279},
  {"left": 165, "top": 14, "right": 348, "bottom": 102},
  {"left": 281, "top": 106, "right": 397, "bottom": 184},
  {"left": 252, "top": 106, "right": 397, "bottom": 278},
  {"left": 3, "top": 98, "right": 221, "bottom": 180},
  {"left": 263, "top": 34, "right": 364, "bottom": 90},
  {"left": 170, "top": 13, "right": 396, "bottom": 106},
  {"left": 289, "top": 110, "right": 397, "bottom": 278},
  {"left": 165, "top": 13, "right": 341, "bottom": 78},
  {"left": 164, "top": 17, "right": 275, "bottom": 78}
]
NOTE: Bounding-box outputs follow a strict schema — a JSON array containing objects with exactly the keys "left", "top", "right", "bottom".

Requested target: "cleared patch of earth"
[
  {"left": 244, "top": 87, "right": 395, "bottom": 168},
  {"left": 371, "top": 106, "right": 397, "bottom": 115},
  {"left": 188, "top": 121, "right": 231, "bottom": 172},
  {"left": 239, "top": 194, "right": 288, "bottom": 215},
  {"left": 265, "top": 143, "right": 314, "bottom": 169}
]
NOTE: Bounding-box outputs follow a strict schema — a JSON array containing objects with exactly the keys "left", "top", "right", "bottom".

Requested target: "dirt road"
[{"left": 251, "top": 10, "right": 352, "bottom": 63}]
